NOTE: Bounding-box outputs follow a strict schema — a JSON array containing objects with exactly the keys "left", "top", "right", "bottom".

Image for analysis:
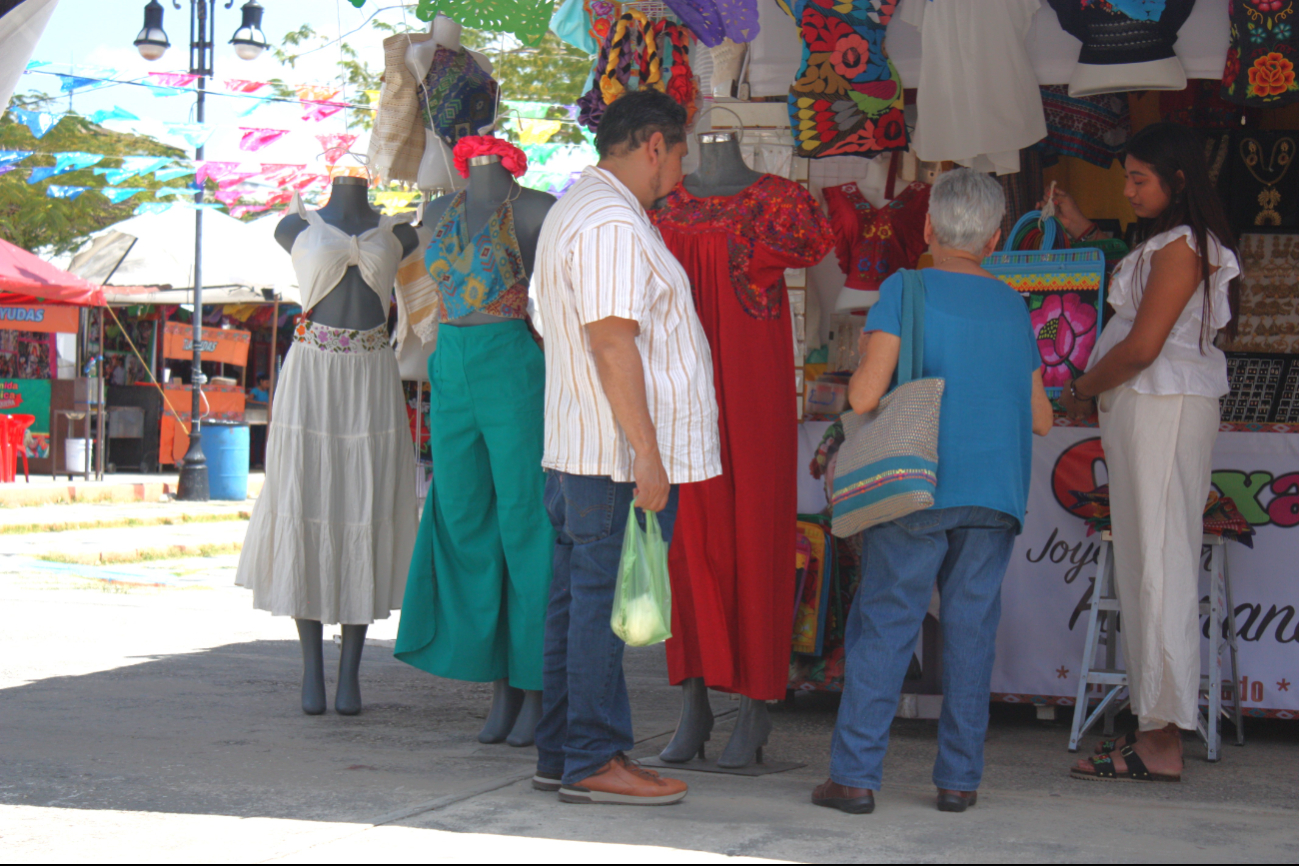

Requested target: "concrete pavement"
[{"left": 0, "top": 506, "right": 1296, "bottom": 863}]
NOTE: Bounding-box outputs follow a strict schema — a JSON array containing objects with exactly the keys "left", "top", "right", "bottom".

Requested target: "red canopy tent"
[{"left": 0, "top": 238, "right": 106, "bottom": 307}]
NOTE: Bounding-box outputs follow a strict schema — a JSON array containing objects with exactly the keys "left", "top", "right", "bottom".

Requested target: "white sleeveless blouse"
[{"left": 287, "top": 192, "right": 415, "bottom": 312}]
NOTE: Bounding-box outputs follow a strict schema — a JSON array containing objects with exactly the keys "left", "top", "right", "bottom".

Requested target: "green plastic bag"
[{"left": 611, "top": 503, "right": 673, "bottom": 647}]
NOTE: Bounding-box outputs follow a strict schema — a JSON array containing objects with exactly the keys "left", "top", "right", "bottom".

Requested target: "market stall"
[
  {"left": 0, "top": 236, "right": 108, "bottom": 478},
  {"left": 68, "top": 209, "right": 299, "bottom": 472}
]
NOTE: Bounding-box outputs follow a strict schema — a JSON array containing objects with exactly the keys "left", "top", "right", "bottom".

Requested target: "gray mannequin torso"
[
  {"left": 683, "top": 134, "right": 763, "bottom": 199},
  {"left": 422, "top": 157, "right": 556, "bottom": 327},
  {"left": 274, "top": 177, "right": 420, "bottom": 331}
]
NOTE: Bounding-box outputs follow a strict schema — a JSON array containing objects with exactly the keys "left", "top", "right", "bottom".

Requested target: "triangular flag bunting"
[
  {"left": 238, "top": 127, "right": 289, "bottom": 152},
  {"left": 195, "top": 161, "right": 241, "bottom": 185},
  {"left": 148, "top": 71, "right": 198, "bottom": 88},
  {"left": 154, "top": 164, "right": 195, "bottom": 182},
  {"left": 223, "top": 79, "right": 268, "bottom": 93},
  {"left": 46, "top": 185, "right": 88, "bottom": 199},
  {"left": 0, "top": 150, "right": 33, "bottom": 168},
  {"left": 101, "top": 187, "right": 147, "bottom": 204},
  {"left": 27, "top": 166, "right": 58, "bottom": 184},
  {"left": 89, "top": 106, "right": 140, "bottom": 124},
  {"left": 54, "top": 152, "right": 105, "bottom": 173},
  {"left": 316, "top": 133, "right": 357, "bottom": 163},
  {"left": 10, "top": 108, "right": 59, "bottom": 139}
]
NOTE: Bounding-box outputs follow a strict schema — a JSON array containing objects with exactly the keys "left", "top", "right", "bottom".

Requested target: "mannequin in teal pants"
[{"left": 395, "top": 151, "right": 556, "bottom": 746}]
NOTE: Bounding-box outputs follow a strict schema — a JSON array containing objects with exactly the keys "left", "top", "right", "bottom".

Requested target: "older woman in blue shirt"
[{"left": 814, "top": 168, "right": 1054, "bottom": 816}]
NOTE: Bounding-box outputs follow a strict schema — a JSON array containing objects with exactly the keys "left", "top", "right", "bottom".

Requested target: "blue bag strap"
[
  {"left": 1002, "top": 209, "right": 1058, "bottom": 251},
  {"left": 898, "top": 269, "right": 925, "bottom": 385}
]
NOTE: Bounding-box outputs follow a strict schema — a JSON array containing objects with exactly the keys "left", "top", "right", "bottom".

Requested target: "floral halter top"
[{"left": 425, "top": 191, "right": 529, "bottom": 322}]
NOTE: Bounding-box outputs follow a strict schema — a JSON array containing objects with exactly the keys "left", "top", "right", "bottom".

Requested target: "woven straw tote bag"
[{"left": 830, "top": 269, "right": 944, "bottom": 538}]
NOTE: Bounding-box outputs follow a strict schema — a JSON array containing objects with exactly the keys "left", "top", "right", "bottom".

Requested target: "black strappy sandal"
[
  {"left": 1070, "top": 745, "right": 1181, "bottom": 783},
  {"left": 1093, "top": 731, "right": 1138, "bottom": 754}
]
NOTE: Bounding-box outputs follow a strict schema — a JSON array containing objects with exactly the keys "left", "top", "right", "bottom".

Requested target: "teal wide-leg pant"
[{"left": 395, "top": 319, "right": 554, "bottom": 690}]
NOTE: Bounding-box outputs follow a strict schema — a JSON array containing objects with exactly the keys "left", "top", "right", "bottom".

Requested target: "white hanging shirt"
[
  {"left": 900, "top": 0, "right": 1047, "bottom": 176},
  {"left": 287, "top": 192, "right": 415, "bottom": 312},
  {"left": 1088, "top": 226, "right": 1241, "bottom": 399}
]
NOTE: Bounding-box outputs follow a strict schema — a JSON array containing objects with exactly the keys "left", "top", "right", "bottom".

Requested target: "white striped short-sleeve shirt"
[{"left": 532, "top": 167, "right": 721, "bottom": 484}]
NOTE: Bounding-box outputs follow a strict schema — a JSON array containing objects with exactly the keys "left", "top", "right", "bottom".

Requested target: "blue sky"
[{"left": 20, "top": 0, "right": 421, "bottom": 168}]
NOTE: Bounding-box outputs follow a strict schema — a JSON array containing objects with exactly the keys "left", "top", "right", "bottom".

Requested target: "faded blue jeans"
[
  {"left": 830, "top": 506, "right": 1018, "bottom": 792},
  {"left": 535, "top": 471, "right": 680, "bottom": 785}
]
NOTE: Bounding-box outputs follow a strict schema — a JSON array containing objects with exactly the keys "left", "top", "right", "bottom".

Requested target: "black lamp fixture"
[
  {"left": 133, "top": 0, "right": 171, "bottom": 61},
  {"left": 229, "top": 1, "right": 269, "bottom": 61}
]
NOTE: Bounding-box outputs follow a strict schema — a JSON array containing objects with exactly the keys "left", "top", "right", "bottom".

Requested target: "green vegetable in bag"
[{"left": 611, "top": 503, "right": 672, "bottom": 647}]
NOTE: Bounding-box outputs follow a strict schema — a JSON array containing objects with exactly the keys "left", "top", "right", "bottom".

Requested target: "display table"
[{"left": 158, "top": 383, "right": 246, "bottom": 466}]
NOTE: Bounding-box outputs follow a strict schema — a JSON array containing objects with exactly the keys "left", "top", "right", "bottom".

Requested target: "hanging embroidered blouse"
[
  {"left": 1221, "top": 0, "right": 1299, "bottom": 108},
  {"left": 418, "top": 47, "right": 500, "bottom": 147},
  {"left": 652, "top": 174, "right": 833, "bottom": 320},
  {"left": 1046, "top": 0, "right": 1195, "bottom": 96},
  {"left": 425, "top": 191, "right": 529, "bottom": 322},
  {"left": 786, "top": 0, "right": 908, "bottom": 159},
  {"left": 822, "top": 181, "right": 930, "bottom": 292},
  {"left": 287, "top": 192, "right": 415, "bottom": 314}
]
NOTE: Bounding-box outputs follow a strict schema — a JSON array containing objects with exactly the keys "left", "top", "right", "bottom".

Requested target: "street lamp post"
[{"left": 133, "top": 0, "right": 267, "bottom": 501}]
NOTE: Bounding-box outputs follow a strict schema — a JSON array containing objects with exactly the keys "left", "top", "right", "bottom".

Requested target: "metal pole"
[{"left": 177, "top": 0, "right": 213, "bottom": 500}]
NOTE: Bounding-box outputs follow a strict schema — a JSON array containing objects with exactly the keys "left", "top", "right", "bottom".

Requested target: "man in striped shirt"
[{"left": 529, "top": 90, "right": 722, "bottom": 806}]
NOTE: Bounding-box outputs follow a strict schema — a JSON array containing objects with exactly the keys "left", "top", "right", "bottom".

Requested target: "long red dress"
[{"left": 653, "top": 175, "right": 834, "bottom": 701}]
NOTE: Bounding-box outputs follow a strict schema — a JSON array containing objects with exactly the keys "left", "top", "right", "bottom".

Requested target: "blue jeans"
[
  {"left": 830, "top": 506, "right": 1017, "bottom": 792},
  {"left": 535, "top": 471, "right": 680, "bottom": 784}
]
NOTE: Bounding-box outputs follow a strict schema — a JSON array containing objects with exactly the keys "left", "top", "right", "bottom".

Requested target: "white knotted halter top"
[{"left": 288, "top": 192, "right": 415, "bottom": 312}]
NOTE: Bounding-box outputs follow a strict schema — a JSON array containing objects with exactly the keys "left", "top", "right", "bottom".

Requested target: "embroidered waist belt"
[{"left": 293, "top": 321, "right": 389, "bottom": 353}]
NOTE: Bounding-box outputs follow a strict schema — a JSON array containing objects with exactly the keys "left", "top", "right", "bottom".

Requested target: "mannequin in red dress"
[{"left": 652, "top": 133, "right": 833, "bottom": 768}]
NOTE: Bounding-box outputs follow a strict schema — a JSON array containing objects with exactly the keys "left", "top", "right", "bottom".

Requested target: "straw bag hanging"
[{"left": 829, "top": 269, "right": 944, "bottom": 538}]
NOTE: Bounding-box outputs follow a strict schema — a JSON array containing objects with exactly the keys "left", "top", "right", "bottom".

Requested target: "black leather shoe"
[
  {"left": 936, "top": 789, "right": 978, "bottom": 812},
  {"left": 812, "top": 779, "right": 875, "bottom": 814}
]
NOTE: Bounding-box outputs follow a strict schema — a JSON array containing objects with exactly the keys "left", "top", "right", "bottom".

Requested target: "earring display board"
[
  {"left": 1221, "top": 233, "right": 1299, "bottom": 356},
  {"left": 1218, "top": 130, "right": 1299, "bottom": 234},
  {"left": 1221, "top": 353, "right": 1299, "bottom": 424}
]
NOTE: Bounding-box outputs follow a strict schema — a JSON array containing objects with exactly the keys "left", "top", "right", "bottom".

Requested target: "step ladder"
[{"left": 1067, "top": 532, "right": 1245, "bottom": 761}]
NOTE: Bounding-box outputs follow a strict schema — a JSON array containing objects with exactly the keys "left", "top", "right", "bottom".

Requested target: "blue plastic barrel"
[{"left": 205, "top": 422, "right": 250, "bottom": 501}]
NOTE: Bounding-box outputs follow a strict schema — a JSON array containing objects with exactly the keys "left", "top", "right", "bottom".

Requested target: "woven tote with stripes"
[{"left": 830, "top": 269, "right": 944, "bottom": 538}]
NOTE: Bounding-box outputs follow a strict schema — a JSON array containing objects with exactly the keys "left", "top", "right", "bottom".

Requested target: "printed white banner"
[{"left": 994, "top": 428, "right": 1299, "bottom": 716}]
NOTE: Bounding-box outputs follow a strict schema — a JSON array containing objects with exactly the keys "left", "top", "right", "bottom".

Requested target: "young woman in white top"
[{"left": 1056, "top": 122, "right": 1242, "bottom": 782}]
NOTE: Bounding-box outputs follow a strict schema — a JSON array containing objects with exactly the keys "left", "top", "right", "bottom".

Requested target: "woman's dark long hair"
[{"left": 1124, "top": 121, "right": 1241, "bottom": 347}]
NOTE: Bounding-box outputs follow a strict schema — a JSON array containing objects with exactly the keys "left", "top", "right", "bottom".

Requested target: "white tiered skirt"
[{"left": 235, "top": 322, "right": 418, "bottom": 625}]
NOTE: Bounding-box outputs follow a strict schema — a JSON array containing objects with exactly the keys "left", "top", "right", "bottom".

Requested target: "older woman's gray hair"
[{"left": 928, "top": 168, "right": 1007, "bottom": 254}]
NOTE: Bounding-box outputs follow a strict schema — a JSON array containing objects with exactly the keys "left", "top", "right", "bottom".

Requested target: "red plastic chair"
[
  {"left": 3, "top": 414, "right": 35, "bottom": 483},
  {"left": 0, "top": 416, "right": 13, "bottom": 483}
]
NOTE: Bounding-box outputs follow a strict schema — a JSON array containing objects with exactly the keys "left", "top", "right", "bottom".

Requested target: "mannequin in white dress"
[{"left": 404, "top": 14, "right": 493, "bottom": 193}]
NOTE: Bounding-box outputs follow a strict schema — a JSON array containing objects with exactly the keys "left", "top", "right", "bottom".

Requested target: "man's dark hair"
[{"left": 595, "top": 89, "right": 687, "bottom": 159}]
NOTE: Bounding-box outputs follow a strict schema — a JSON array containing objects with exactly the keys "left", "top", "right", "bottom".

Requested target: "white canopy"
[{"left": 67, "top": 208, "right": 300, "bottom": 305}]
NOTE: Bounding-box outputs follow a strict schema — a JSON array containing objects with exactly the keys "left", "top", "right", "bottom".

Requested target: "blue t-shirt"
[
  {"left": 249, "top": 387, "right": 269, "bottom": 403},
  {"left": 865, "top": 269, "right": 1040, "bottom": 529}
]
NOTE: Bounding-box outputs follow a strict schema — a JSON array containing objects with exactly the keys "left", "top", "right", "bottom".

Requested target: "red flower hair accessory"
[{"left": 452, "top": 135, "right": 529, "bottom": 179}]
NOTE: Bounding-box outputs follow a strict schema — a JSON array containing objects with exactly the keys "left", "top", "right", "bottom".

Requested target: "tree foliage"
[{"left": 0, "top": 110, "right": 185, "bottom": 255}]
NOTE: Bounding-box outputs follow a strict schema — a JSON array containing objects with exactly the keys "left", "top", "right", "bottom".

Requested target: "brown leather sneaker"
[
  {"left": 812, "top": 779, "right": 876, "bottom": 814},
  {"left": 558, "top": 754, "right": 688, "bottom": 806}
]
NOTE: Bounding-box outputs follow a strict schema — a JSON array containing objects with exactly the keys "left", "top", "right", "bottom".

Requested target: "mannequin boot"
[
  {"left": 296, "top": 619, "right": 327, "bottom": 715},
  {"left": 336, "top": 624, "right": 367, "bottom": 716},
  {"left": 659, "top": 677, "right": 714, "bottom": 763},
  {"left": 505, "top": 690, "right": 543, "bottom": 747},
  {"left": 717, "top": 696, "right": 773, "bottom": 768},
  {"left": 478, "top": 679, "right": 525, "bottom": 743}
]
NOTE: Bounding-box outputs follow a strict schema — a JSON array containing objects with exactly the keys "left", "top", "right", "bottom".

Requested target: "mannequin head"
[{"left": 596, "top": 90, "right": 688, "bottom": 207}]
